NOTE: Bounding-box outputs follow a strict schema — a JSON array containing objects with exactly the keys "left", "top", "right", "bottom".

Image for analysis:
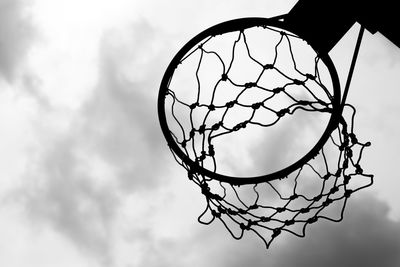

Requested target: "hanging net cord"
[{"left": 162, "top": 26, "right": 373, "bottom": 248}]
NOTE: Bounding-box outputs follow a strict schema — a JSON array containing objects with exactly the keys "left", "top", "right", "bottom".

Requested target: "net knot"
[
  {"left": 323, "top": 173, "right": 331, "bottom": 180},
  {"left": 272, "top": 228, "right": 281, "bottom": 238},
  {"left": 238, "top": 208, "right": 246, "bottom": 215},
  {"left": 221, "top": 73, "right": 228, "bottom": 81},
  {"left": 208, "top": 104, "right": 216, "bottom": 111},
  {"left": 218, "top": 206, "right": 226, "bottom": 214},
  {"left": 189, "top": 129, "right": 195, "bottom": 138},
  {"left": 190, "top": 102, "right": 199, "bottom": 110},
  {"left": 285, "top": 219, "right": 295, "bottom": 226},
  {"left": 344, "top": 189, "right": 353, "bottom": 198},
  {"left": 198, "top": 124, "right": 206, "bottom": 134},
  {"left": 273, "top": 87, "right": 284, "bottom": 94},
  {"left": 329, "top": 186, "right": 339, "bottom": 194},
  {"left": 300, "top": 207, "right": 310, "bottom": 213},
  {"left": 211, "top": 122, "right": 223, "bottom": 131},
  {"left": 263, "top": 64, "right": 274, "bottom": 70},
  {"left": 307, "top": 216, "right": 318, "bottom": 224},
  {"left": 276, "top": 207, "right": 285, "bottom": 213},
  {"left": 252, "top": 102, "right": 262, "bottom": 110},
  {"left": 211, "top": 193, "right": 223, "bottom": 201},
  {"left": 323, "top": 198, "right": 333, "bottom": 207},
  {"left": 198, "top": 151, "right": 207, "bottom": 161},
  {"left": 247, "top": 220, "right": 254, "bottom": 228},
  {"left": 227, "top": 208, "right": 237, "bottom": 216},
  {"left": 349, "top": 133, "right": 358, "bottom": 144},
  {"left": 181, "top": 140, "right": 187, "bottom": 148},
  {"left": 200, "top": 182, "right": 210, "bottom": 194},
  {"left": 226, "top": 100, "right": 236, "bottom": 108},
  {"left": 313, "top": 195, "right": 322, "bottom": 202},
  {"left": 233, "top": 121, "right": 248, "bottom": 131},
  {"left": 211, "top": 209, "right": 221, "bottom": 218},
  {"left": 346, "top": 148, "right": 353, "bottom": 158},
  {"left": 245, "top": 82, "right": 257, "bottom": 88},
  {"left": 277, "top": 108, "right": 289, "bottom": 117},
  {"left": 260, "top": 216, "right": 270, "bottom": 222},
  {"left": 249, "top": 204, "right": 259, "bottom": 210},
  {"left": 240, "top": 222, "right": 251, "bottom": 231}
]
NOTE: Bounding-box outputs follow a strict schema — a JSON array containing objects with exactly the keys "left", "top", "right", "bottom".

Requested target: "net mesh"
[{"left": 162, "top": 25, "right": 373, "bottom": 248}]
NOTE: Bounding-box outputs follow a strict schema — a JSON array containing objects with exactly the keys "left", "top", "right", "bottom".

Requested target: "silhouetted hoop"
[{"left": 158, "top": 17, "right": 341, "bottom": 185}]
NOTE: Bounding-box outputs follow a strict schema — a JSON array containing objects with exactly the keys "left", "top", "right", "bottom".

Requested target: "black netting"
[{"left": 161, "top": 25, "right": 373, "bottom": 248}]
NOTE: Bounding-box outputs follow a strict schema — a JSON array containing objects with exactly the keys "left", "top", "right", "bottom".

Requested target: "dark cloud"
[
  {"left": 0, "top": 0, "right": 36, "bottom": 81},
  {"left": 204, "top": 194, "right": 400, "bottom": 267},
  {"left": 131, "top": 194, "right": 400, "bottom": 267},
  {"left": 274, "top": 196, "right": 400, "bottom": 267}
]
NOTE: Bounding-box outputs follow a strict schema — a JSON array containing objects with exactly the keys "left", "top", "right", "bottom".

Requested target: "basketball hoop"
[{"left": 158, "top": 17, "right": 373, "bottom": 248}]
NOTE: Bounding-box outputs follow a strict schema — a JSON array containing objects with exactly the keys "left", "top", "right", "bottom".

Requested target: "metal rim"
[{"left": 158, "top": 17, "right": 341, "bottom": 185}]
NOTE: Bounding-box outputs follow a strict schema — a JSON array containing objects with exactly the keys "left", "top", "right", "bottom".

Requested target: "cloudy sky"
[{"left": 1, "top": 0, "right": 400, "bottom": 266}]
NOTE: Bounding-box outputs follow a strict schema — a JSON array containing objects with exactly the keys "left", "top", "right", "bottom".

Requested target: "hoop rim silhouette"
[{"left": 158, "top": 17, "right": 341, "bottom": 185}]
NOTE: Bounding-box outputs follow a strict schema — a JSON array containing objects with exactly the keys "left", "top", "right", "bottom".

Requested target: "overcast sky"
[{"left": 0, "top": 0, "right": 400, "bottom": 266}]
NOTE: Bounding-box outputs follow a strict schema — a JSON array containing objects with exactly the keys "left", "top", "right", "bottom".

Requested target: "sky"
[{"left": 0, "top": 0, "right": 400, "bottom": 266}]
